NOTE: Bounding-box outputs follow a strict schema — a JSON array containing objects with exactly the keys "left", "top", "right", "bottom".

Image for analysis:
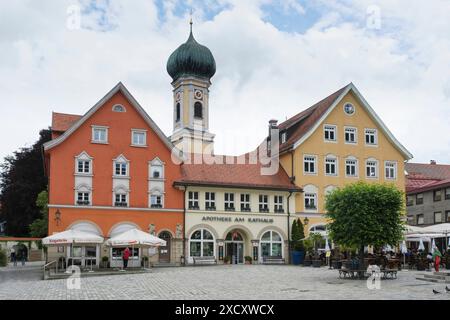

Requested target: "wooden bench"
[
  {"left": 193, "top": 256, "right": 217, "bottom": 265},
  {"left": 262, "top": 256, "right": 285, "bottom": 265}
]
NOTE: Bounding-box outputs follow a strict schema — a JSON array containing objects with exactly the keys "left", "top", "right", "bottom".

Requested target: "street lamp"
[
  {"left": 55, "top": 209, "right": 61, "bottom": 226},
  {"left": 303, "top": 217, "right": 309, "bottom": 226}
]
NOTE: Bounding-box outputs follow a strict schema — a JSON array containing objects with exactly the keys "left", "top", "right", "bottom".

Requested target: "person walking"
[
  {"left": 432, "top": 247, "right": 442, "bottom": 272},
  {"left": 10, "top": 247, "right": 17, "bottom": 267},
  {"left": 20, "top": 248, "right": 26, "bottom": 266},
  {"left": 122, "top": 247, "right": 130, "bottom": 270}
]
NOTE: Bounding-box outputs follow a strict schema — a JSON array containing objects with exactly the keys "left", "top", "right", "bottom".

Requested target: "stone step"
[
  {"left": 424, "top": 274, "right": 446, "bottom": 280},
  {"left": 434, "top": 271, "right": 450, "bottom": 276},
  {"left": 416, "top": 277, "right": 441, "bottom": 283}
]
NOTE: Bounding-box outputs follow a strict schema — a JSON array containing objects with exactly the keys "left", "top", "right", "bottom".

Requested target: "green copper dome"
[{"left": 167, "top": 28, "right": 216, "bottom": 82}]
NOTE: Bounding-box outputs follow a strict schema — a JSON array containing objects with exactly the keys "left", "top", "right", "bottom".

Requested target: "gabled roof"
[
  {"left": 406, "top": 162, "right": 450, "bottom": 194},
  {"left": 174, "top": 155, "right": 302, "bottom": 192},
  {"left": 52, "top": 112, "right": 82, "bottom": 132},
  {"left": 277, "top": 83, "right": 413, "bottom": 160},
  {"left": 43, "top": 82, "right": 179, "bottom": 157}
]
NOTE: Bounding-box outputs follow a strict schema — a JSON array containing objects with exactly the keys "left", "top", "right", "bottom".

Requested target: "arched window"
[
  {"left": 225, "top": 231, "right": 243, "bottom": 241},
  {"left": 190, "top": 229, "right": 214, "bottom": 257},
  {"left": 194, "top": 102, "right": 203, "bottom": 119},
  {"left": 112, "top": 104, "right": 126, "bottom": 112},
  {"left": 176, "top": 103, "right": 181, "bottom": 122},
  {"left": 260, "top": 231, "right": 283, "bottom": 258}
]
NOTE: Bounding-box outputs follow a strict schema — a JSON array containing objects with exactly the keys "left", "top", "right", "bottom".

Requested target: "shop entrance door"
[
  {"left": 158, "top": 231, "right": 171, "bottom": 263},
  {"left": 225, "top": 231, "right": 244, "bottom": 264}
]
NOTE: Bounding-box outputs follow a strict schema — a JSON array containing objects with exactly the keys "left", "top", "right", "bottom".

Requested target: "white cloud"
[{"left": 0, "top": 0, "right": 449, "bottom": 165}]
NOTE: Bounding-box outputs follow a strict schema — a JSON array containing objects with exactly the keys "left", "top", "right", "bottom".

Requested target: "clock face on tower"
[{"left": 194, "top": 89, "right": 203, "bottom": 100}]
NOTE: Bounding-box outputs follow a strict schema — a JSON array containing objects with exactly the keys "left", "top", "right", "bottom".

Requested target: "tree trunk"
[{"left": 359, "top": 244, "right": 365, "bottom": 279}]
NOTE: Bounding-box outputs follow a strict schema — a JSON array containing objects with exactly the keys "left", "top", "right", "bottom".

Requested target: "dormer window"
[
  {"left": 281, "top": 132, "right": 287, "bottom": 144},
  {"left": 112, "top": 104, "right": 126, "bottom": 112},
  {"left": 194, "top": 102, "right": 203, "bottom": 119}
]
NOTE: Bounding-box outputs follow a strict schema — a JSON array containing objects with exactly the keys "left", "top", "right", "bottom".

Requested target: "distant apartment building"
[{"left": 405, "top": 161, "right": 450, "bottom": 226}]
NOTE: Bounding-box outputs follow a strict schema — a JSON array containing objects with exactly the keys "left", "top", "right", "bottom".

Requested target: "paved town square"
[{"left": 0, "top": 263, "right": 449, "bottom": 300}]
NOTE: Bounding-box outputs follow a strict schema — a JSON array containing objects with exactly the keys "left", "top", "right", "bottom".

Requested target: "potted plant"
[
  {"left": 101, "top": 256, "right": 109, "bottom": 268},
  {"left": 223, "top": 256, "right": 231, "bottom": 264},
  {"left": 303, "top": 251, "right": 312, "bottom": 266},
  {"left": 244, "top": 256, "right": 252, "bottom": 265}
]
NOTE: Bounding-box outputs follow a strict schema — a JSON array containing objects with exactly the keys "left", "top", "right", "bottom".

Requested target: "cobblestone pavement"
[{"left": 0, "top": 264, "right": 449, "bottom": 300}]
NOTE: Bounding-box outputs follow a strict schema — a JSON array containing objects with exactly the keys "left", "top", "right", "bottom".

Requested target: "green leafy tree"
[
  {"left": 291, "top": 218, "right": 307, "bottom": 252},
  {"left": 29, "top": 190, "right": 48, "bottom": 238},
  {"left": 325, "top": 181, "right": 405, "bottom": 272},
  {"left": 0, "top": 129, "right": 51, "bottom": 236}
]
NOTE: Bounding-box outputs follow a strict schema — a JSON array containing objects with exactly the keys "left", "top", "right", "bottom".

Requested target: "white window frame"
[
  {"left": 323, "top": 124, "right": 337, "bottom": 142},
  {"left": 274, "top": 195, "right": 284, "bottom": 213},
  {"left": 131, "top": 129, "right": 147, "bottom": 147},
  {"left": 224, "top": 193, "right": 235, "bottom": 210},
  {"left": 205, "top": 192, "right": 216, "bottom": 210},
  {"left": 240, "top": 194, "right": 251, "bottom": 211},
  {"left": 74, "top": 152, "right": 93, "bottom": 175},
  {"left": 188, "top": 191, "right": 199, "bottom": 209},
  {"left": 114, "top": 162, "right": 128, "bottom": 177},
  {"left": 304, "top": 193, "right": 317, "bottom": 211},
  {"left": 114, "top": 193, "right": 128, "bottom": 207},
  {"left": 417, "top": 214, "right": 424, "bottom": 225},
  {"left": 91, "top": 126, "right": 108, "bottom": 144},
  {"left": 75, "top": 190, "right": 91, "bottom": 206},
  {"left": 345, "top": 157, "right": 358, "bottom": 178},
  {"left": 366, "top": 158, "right": 378, "bottom": 179},
  {"left": 384, "top": 161, "right": 397, "bottom": 180},
  {"left": 150, "top": 194, "right": 164, "bottom": 208},
  {"left": 325, "top": 155, "right": 338, "bottom": 176},
  {"left": 259, "top": 195, "right": 269, "bottom": 212},
  {"left": 281, "top": 132, "right": 287, "bottom": 144},
  {"left": 304, "top": 155, "right": 317, "bottom": 175},
  {"left": 364, "top": 128, "right": 378, "bottom": 146},
  {"left": 344, "top": 126, "right": 357, "bottom": 144}
]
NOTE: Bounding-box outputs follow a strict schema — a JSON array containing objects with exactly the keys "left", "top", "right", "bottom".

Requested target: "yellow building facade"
[{"left": 277, "top": 83, "right": 413, "bottom": 236}]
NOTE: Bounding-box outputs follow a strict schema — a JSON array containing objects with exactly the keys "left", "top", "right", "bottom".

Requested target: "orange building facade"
[{"left": 44, "top": 83, "right": 185, "bottom": 267}]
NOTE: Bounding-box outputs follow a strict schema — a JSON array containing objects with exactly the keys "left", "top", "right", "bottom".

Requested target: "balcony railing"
[
  {"left": 76, "top": 200, "right": 90, "bottom": 206},
  {"left": 305, "top": 204, "right": 317, "bottom": 210},
  {"left": 241, "top": 206, "right": 251, "bottom": 212},
  {"left": 189, "top": 205, "right": 200, "bottom": 210},
  {"left": 225, "top": 206, "right": 235, "bottom": 212},
  {"left": 274, "top": 208, "right": 285, "bottom": 213},
  {"left": 205, "top": 206, "right": 216, "bottom": 211},
  {"left": 259, "top": 207, "right": 269, "bottom": 213},
  {"left": 151, "top": 204, "right": 162, "bottom": 209}
]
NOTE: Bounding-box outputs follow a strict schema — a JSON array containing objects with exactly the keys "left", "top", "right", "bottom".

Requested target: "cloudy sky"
[{"left": 1, "top": 0, "right": 449, "bottom": 164}]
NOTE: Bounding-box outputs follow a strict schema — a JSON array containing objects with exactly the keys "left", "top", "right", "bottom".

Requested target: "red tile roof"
[
  {"left": 406, "top": 162, "right": 450, "bottom": 193},
  {"left": 175, "top": 155, "right": 301, "bottom": 191},
  {"left": 277, "top": 85, "right": 348, "bottom": 153},
  {"left": 51, "top": 112, "right": 82, "bottom": 132}
]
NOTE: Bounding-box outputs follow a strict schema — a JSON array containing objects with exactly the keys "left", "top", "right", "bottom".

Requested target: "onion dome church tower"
[{"left": 167, "top": 20, "right": 216, "bottom": 155}]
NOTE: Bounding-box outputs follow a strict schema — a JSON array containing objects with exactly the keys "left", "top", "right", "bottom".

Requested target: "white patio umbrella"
[
  {"left": 42, "top": 229, "right": 104, "bottom": 245},
  {"left": 418, "top": 238, "right": 425, "bottom": 251},
  {"left": 400, "top": 241, "right": 407, "bottom": 268},
  {"left": 42, "top": 230, "right": 104, "bottom": 271},
  {"left": 105, "top": 228, "right": 166, "bottom": 269}
]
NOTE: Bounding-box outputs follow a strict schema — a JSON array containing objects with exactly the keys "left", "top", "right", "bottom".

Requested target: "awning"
[
  {"left": 421, "top": 223, "right": 450, "bottom": 234},
  {"left": 42, "top": 229, "right": 104, "bottom": 245},
  {"left": 105, "top": 228, "right": 166, "bottom": 247}
]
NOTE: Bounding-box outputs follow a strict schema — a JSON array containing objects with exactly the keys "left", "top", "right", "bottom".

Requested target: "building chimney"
[{"left": 430, "top": 160, "right": 437, "bottom": 165}]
